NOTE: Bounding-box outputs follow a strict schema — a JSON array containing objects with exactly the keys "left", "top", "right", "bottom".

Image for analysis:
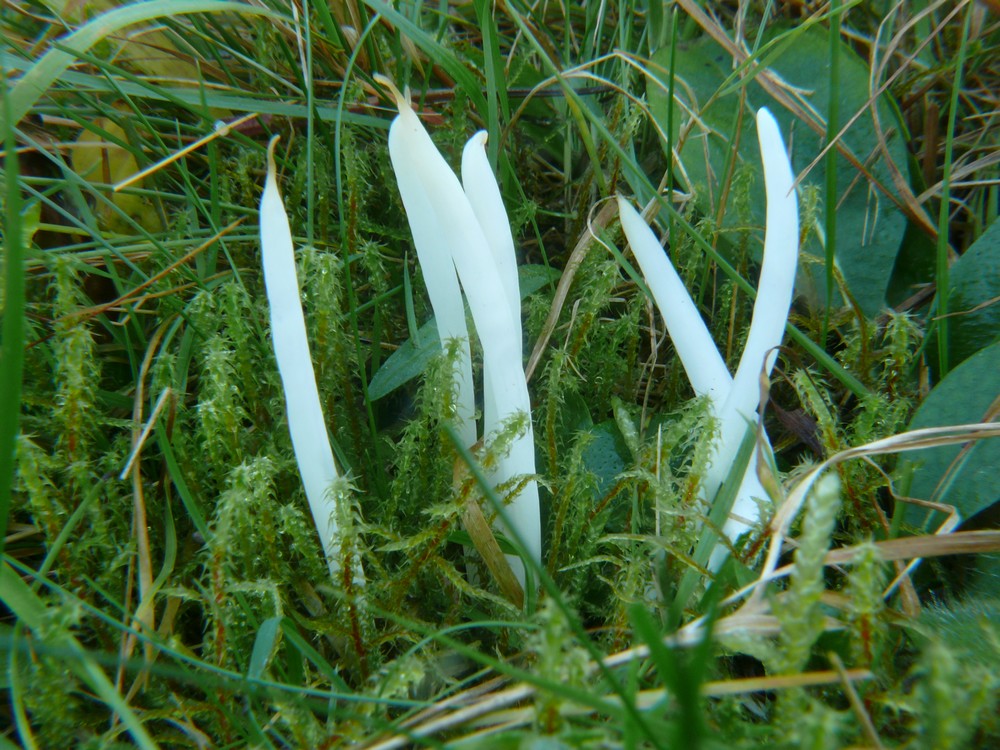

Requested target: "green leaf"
[
  {"left": 648, "top": 25, "right": 908, "bottom": 317},
  {"left": 368, "top": 264, "right": 561, "bottom": 400},
  {"left": 0, "top": 86, "right": 26, "bottom": 558},
  {"left": 580, "top": 420, "right": 631, "bottom": 499},
  {"left": 935, "top": 219, "right": 1000, "bottom": 373},
  {"left": 368, "top": 317, "right": 441, "bottom": 402},
  {"left": 630, "top": 602, "right": 710, "bottom": 748},
  {"left": 279, "top": 618, "right": 352, "bottom": 693},
  {"left": 247, "top": 616, "right": 282, "bottom": 681},
  {"left": 361, "top": 0, "right": 488, "bottom": 117},
  {"left": 901, "top": 341, "right": 1000, "bottom": 531}
]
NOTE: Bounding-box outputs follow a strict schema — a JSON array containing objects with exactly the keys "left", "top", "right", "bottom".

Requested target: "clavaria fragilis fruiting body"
[
  {"left": 618, "top": 107, "right": 799, "bottom": 568},
  {"left": 259, "top": 136, "right": 363, "bottom": 586},
  {"left": 379, "top": 76, "right": 541, "bottom": 583}
]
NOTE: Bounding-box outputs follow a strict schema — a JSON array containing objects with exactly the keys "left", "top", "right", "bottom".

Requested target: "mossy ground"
[{"left": 2, "top": 1, "right": 999, "bottom": 747}]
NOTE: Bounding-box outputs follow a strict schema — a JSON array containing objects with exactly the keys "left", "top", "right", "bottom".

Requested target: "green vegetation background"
[{"left": 1, "top": 1, "right": 998, "bottom": 748}]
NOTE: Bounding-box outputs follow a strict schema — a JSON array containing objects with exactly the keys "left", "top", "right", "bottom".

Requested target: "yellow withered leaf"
[{"left": 71, "top": 117, "right": 162, "bottom": 233}]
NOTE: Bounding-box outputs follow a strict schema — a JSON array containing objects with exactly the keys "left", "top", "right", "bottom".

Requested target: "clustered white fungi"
[
  {"left": 618, "top": 108, "right": 799, "bottom": 568},
  {"left": 379, "top": 76, "right": 541, "bottom": 585},
  {"left": 258, "top": 89, "right": 798, "bottom": 593}
]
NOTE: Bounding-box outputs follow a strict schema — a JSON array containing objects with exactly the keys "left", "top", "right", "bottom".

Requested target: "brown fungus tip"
[{"left": 373, "top": 73, "right": 409, "bottom": 112}]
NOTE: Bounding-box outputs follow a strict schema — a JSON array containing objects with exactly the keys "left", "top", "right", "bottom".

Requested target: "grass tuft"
[{"left": 2, "top": 1, "right": 998, "bottom": 746}]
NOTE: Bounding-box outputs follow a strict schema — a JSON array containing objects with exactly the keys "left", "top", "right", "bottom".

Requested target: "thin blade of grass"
[
  {"left": 0, "top": 564, "right": 159, "bottom": 750},
  {"left": 3, "top": 0, "right": 277, "bottom": 126},
  {"left": 935, "top": 1, "right": 974, "bottom": 377},
  {"left": 0, "top": 78, "right": 26, "bottom": 557}
]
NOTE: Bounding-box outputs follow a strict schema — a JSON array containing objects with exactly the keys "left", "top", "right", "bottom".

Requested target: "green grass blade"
[
  {"left": 363, "top": 0, "right": 487, "bottom": 114},
  {"left": 823, "top": 0, "right": 842, "bottom": 337},
  {"left": 631, "top": 603, "right": 705, "bottom": 747},
  {"left": 0, "top": 563, "right": 160, "bottom": 750},
  {"left": 0, "top": 80, "right": 26, "bottom": 557},
  {"left": 2, "top": 0, "right": 276, "bottom": 125},
  {"left": 935, "top": 3, "right": 974, "bottom": 378},
  {"left": 445, "top": 425, "right": 668, "bottom": 749},
  {"left": 475, "top": 0, "right": 509, "bottom": 166}
]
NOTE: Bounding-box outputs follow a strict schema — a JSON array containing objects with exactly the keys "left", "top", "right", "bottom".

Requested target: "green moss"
[{"left": 4, "top": 3, "right": 991, "bottom": 746}]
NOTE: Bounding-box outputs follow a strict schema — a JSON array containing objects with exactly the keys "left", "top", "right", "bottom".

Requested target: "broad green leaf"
[
  {"left": 368, "top": 264, "right": 561, "bottom": 400},
  {"left": 901, "top": 341, "right": 1000, "bottom": 531},
  {"left": 648, "top": 25, "right": 908, "bottom": 317},
  {"left": 933, "top": 219, "right": 1000, "bottom": 374},
  {"left": 368, "top": 317, "right": 441, "bottom": 402},
  {"left": 580, "top": 420, "right": 631, "bottom": 500}
]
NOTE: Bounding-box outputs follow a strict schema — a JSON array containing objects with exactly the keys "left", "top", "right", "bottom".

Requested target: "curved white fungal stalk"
[
  {"left": 462, "top": 133, "right": 523, "bottom": 492},
  {"left": 618, "top": 195, "right": 771, "bottom": 567},
  {"left": 617, "top": 196, "right": 731, "bottom": 405},
  {"left": 460, "top": 135, "right": 539, "bottom": 580},
  {"left": 381, "top": 80, "right": 477, "bottom": 449},
  {"left": 617, "top": 107, "right": 798, "bottom": 570},
  {"left": 462, "top": 132, "right": 521, "bottom": 348},
  {"left": 725, "top": 108, "right": 799, "bottom": 416},
  {"left": 259, "top": 137, "right": 362, "bottom": 586},
  {"left": 378, "top": 77, "right": 541, "bottom": 583},
  {"left": 706, "top": 107, "right": 799, "bottom": 551}
]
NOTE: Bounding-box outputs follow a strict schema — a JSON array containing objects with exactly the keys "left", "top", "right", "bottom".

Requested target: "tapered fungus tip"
[
  {"left": 755, "top": 107, "right": 780, "bottom": 142},
  {"left": 616, "top": 194, "right": 644, "bottom": 226},
  {"left": 374, "top": 73, "right": 409, "bottom": 113},
  {"left": 266, "top": 134, "right": 281, "bottom": 178},
  {"left": 754, "top": 106, "right": 796, "bottom": 203}
]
